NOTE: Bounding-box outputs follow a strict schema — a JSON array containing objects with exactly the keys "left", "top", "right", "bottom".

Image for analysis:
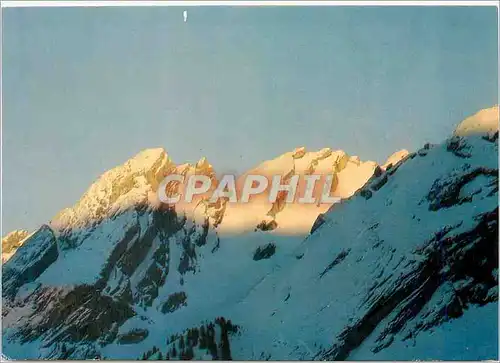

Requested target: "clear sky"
[{"left": 2, "top": 5, "right": 498, "bottom": 233}]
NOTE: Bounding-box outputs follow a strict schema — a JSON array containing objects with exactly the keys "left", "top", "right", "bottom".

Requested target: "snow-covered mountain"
[
  {"left": 2, "top": 107, "right": 498, "bottom": 360},
  {"left": 454, "top": 105, "right": 499, "bottom": 137}
]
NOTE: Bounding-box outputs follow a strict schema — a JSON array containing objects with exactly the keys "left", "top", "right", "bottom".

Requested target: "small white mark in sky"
[{"left": 183, "top": 10, "right": 188, "bottom": 23}]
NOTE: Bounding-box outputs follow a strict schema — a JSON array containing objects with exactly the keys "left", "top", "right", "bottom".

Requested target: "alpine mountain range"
[{"left": 2, "top": 106, "right": 499, "bottom": 360}]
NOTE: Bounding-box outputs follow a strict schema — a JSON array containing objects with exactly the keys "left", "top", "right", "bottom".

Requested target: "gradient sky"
[{"left": 2, "top": 5, "right": 498, "bottom": 233}]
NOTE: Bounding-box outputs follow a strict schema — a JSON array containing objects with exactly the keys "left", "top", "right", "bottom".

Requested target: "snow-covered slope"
[
  {"left": 453, "top": 105, "right": 499, "bottom": 137},
  {"left": 227, "top": 132, "right": 498, "bottom": 360},
  {"left": 2, "top": 109, "right": 498, "bottom": 360}
]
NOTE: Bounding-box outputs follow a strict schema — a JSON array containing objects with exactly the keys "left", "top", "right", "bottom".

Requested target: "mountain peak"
[
  {"left": 196, "top": 156, "right": 209, "bottom": 167},
  {"left": 46, "top": 106, "right": 498, "bottom": 235},
  {"left": 51, "top": 148, "right": 173, "bottom": 232},
  {"left": 453, "top": 105, "right": 499, "bottom": 137},
  {"left": 382, "top": 149, "right": 410, "bottom": 170},
  {"left": 292, "top": 146, "right": 307, "bottom": 158},
  {"left": 2, "top": 229, "right": 30, "bottom": 263}
]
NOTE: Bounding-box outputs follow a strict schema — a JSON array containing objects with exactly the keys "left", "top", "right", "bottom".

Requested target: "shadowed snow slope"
[{"left": 2, "top": 108, "right": 498, "bottom": 360}]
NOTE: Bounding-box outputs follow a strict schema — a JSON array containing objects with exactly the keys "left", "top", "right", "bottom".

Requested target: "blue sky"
[{"left": 2, "top": 5, "right": 498, "bottom": 233}]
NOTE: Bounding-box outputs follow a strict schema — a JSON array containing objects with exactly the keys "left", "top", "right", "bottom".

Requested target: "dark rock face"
[
  {"left": 161, "top": 292, "right": 188, "bottom": 314},
  {"left": 482, "top": 131, "right": 499, "bottom": 143},
  {"left": 318, "top": 208, "right": 498, "bottom": 360},
  {"left": 310, "top": 213, "right": 326, "bottom": 234},
  {"left": 426, "top": 166, "right": 498, "bottom": 211},
  {"left": 256, "top": 219, "right": 278, "bottom": 232},
  {"left": 2, "top": 225, "right": 59, "bottom": 300},
  {"left": 178, "top": 218, "right": 211, "bottom": 276},
  {"left": 352, "top": 151, "right": 413, "bottom": 204},
  {"left": 319, "top": 249, "right": 350, "bottom": 278},
  {"left": 360, "top": 188, "right": 373, "bottom": 200},
  {"left": 253, "top": 243, "right": 276, "bottom": 261},
  {"left": 135, "top": 239, "right": 170, "bottom": 307},
  {"left": 1, "top": 207, "right": 214, "bottom": 358},
  {"left": 447, "top": 136, "right": 473, "bottom": 158},
  {"left": 13, "top": 284, "right": 135, "bottom": 344},
  {"left": 117, "top": 328, "right": 149, "bottom": 345},
  {"left": 370, "top": 174, "right": 388, "bottom": 191},
  {"left": 98, "top": 209, "right": 183, "bottom": 308}
]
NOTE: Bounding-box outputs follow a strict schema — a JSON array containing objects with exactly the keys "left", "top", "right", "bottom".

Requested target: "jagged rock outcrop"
[
  {"left": 2, "top": 229, "right": 30, "bottom": 263},
  {"left": 51, "top": 148, "right": 175, "bottom": 232},
  {"left": 42, "top": 141, "right": 385, "bottom": 239},
  {"left": 219, "top": 147, "right": 379, "bottom": 235}
]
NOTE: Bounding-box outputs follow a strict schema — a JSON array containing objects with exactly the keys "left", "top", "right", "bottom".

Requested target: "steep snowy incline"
[
  {"left": 224, "top": 132, "right": 498, "bottom": 360},
  {"left": 2, "top": 206, "right": 305, "bottom": 360}
]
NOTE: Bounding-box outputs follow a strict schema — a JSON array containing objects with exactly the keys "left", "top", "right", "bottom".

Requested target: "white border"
[{"left": 1, "top": 0, "right": 500, "bottom": 8}]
